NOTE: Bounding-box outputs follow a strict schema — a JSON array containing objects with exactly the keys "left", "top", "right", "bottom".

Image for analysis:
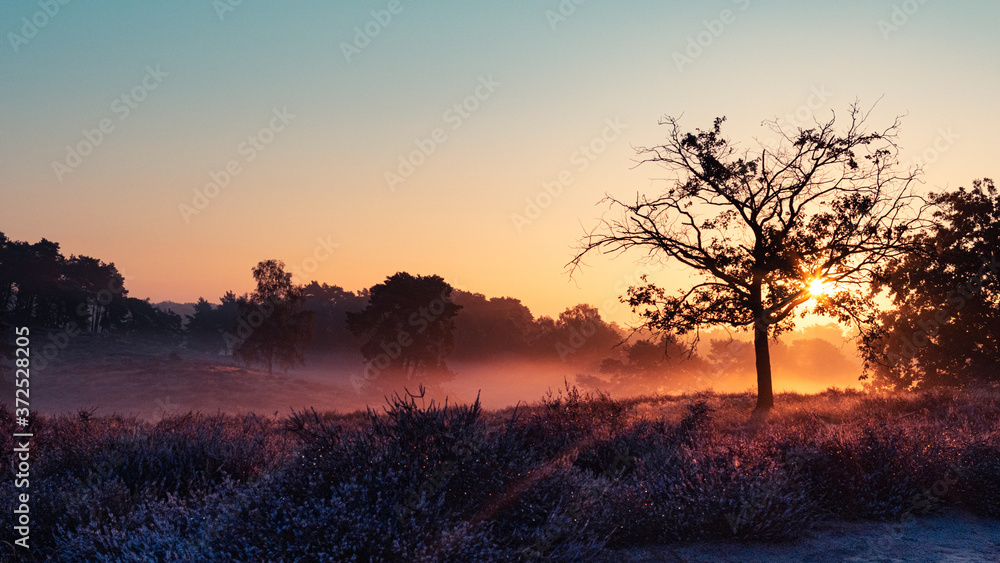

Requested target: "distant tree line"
[
  {"left": 0, "top": 231, "right": 799, "bottom": 393},
  {"left": 0, "top": 231, "right": 181, "bottom": 337},
  {"left": 4, "top": 177, "right": 998, "bottom": 394},
  {"left": 185, "top": 268, "right": 629, "bottom": 387}
]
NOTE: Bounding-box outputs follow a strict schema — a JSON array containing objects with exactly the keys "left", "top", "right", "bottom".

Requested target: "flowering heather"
[{"left": 2, "top": 384, "right": 999, "bottom": 561}]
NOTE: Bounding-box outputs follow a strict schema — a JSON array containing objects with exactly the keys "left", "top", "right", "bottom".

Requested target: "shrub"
[
  {"left": 958, "top": 435, "right": 1000, "bottom": 518},
  {"left": 797, "top": 423, "right": 920, "bottom": 520}
]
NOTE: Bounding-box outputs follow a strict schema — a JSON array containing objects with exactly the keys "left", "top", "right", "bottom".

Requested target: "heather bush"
[
  {"left": 0, "top": 410, "right": 292, "bottom": 559},
  {"left": 3, "top": 386, "right": 1000, "bottom": 561},
  {"left": 799, "top": 423, "right": 921, "bottom": 520},
  {"left": 246, "top": 388, "right": 537, "bottom": 560},
  {"left": 579, "top": 401, "right": 818, "bottom": 545},
  {"left": 282, "top": 388, "right": 499, "bottom": 509},
  {"left": 958, "top": 434, "right": 1000, "bottom": 518},
  {"left": 490, "top": 464, "right": 610, "bottom": 561},
  {"left": 53, "top": 485, "right": 239, "bottom": 562},
  {"left": 533, "top": 381, "right": 632, "bottom": 448}
]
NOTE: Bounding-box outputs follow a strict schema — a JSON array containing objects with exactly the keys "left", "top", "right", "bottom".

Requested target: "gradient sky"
[{"left": 2, "top": 1, "right": 997, "bottom": 325}]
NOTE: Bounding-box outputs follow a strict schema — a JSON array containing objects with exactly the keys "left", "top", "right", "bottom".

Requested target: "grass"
[{"left": 1, "top": 383, "right": 999, "bottom": 561}]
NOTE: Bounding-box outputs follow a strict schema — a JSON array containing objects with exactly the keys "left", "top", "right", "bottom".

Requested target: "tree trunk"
[{"left": 753, "top": 318, "right": 774, "bottom": 412}]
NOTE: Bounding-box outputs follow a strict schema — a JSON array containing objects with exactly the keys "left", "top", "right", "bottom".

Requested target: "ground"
[
  {"left": 19, "top": 332, "right": 359, "bottom": 419},
  {"left": 7, "top": 332, "right": 1000, "bottom": 560},
  {"left": 600, "top": 509, "right": 1000, "bottom": 562}
]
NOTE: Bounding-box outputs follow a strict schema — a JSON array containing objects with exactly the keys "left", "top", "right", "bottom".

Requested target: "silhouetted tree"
[
  {"left": 231, "top": 260, "right": 314, "bottom": 374},
  {"left": 0, "top": 232, "right": 15, "bottom": 323},
  {"left": 570, "top": 103, "right": 923, "bottom": 412},
  {"left": 347, "top": 272, "right": 461, "bottom": 390},
  {"left": 3, "top": 237, "right": 64, "bottom": 326},
  {"left": 301, "top": 281, "right": 368, "bottom": 353},
  {"left": 863, "top": 179, "right": 999, "bottom": 389},
  {"left": 63, "top": 254, "right": 127, "bottom": 332},
  {"left": 0, "top": 232, "right": 127, "bottom": 331},
  {"left": 107, "top": 297, "right": 182, "bottom": 340},
  {"left": 588, "top": 334, "right": 708, "bottom": 395},
  {"left": 552, "top": 304, "right": 623, "bottom": 364},
  {"left": 185, "top": 293, "right": 240, "bottom": 353},
  {"left": 451, "top": 291, "right": 536, "bottom": 360}
]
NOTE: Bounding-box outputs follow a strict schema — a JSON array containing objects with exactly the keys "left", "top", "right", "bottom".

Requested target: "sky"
[{"left": 2, "top": 0, "right": 998, "bottom": 326}]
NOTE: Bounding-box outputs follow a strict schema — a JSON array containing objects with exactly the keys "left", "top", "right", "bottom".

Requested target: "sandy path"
[{"left": 599, "top": 510, "right": 1000, "bottom": 562}]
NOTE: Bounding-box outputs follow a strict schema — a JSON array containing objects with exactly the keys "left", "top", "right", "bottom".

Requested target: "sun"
[{"left": 808, "top": 278, "right": 830, "bottom": 297}]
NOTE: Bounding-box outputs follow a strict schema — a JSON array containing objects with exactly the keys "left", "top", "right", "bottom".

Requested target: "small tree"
[
  {"left": 347, "top": 272, "right": 461, "bottom": 391},
  {"left": 552, "top": 304, "right": 622, "bottom": 364},
  {"left": 570, "top": 103, "right": 922, "bottom": 412},
  {"left": 863, "top": 179, "right": 999, "bottom": 389},
  {"left": 231, "top": 260, "right": 314, "bottom": 374}
]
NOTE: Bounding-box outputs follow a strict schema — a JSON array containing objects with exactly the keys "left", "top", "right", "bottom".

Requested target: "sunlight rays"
[
  {"left": 808, "top": 277, "right": 832, "bottom": 298},
  {"left": 803, "top": 274, "right": 836, "bottom": 309}
]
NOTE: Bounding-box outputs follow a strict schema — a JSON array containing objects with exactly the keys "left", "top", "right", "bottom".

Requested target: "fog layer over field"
[{"left": 20, "top": 323, "right": 863, "bottom": 419}]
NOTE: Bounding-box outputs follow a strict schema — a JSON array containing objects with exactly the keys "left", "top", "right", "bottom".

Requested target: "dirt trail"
[{"left": 600, "top": 509, "right": 1000, "bottom": 562}]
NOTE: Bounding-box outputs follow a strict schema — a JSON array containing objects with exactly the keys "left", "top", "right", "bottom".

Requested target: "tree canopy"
[
  {"left": 863, "top": 178, "right": 999, "bottom": 389},
  {"left": 230, "top": 260, "right": 314, "bottom": 374},
  {"left": 570, "top": 103, "right": 923, "bottom": 411},
  {"left": 0, "top": 231, "right": 181, "bottom": 339},
  {"left": 346, "top": 272, "right": 462, "bottom": 391}
]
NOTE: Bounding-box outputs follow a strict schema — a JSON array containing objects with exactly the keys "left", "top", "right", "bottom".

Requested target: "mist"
[{"left": 21, "top": 323, "right": 862, "bottom": 421}]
